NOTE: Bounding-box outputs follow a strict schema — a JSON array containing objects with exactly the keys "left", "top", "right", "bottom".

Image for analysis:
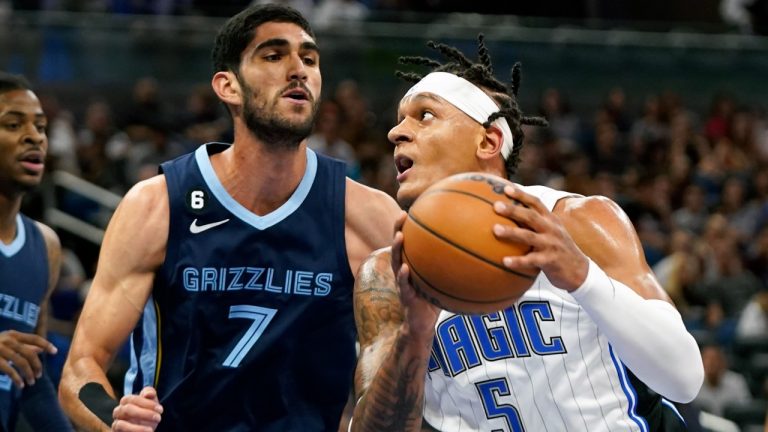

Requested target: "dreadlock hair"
[{"left": 396, "top": 34, "right": 548, "bottom": 178}]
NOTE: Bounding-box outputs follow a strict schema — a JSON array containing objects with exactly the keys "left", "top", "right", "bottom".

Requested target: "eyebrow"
[
  {"left": 410, "top": 93, "right": 445, "bottom": 104},
  {"left": 397, "top": 93, "right": 445, "bottom": 119},
  {"left": 0, "top": 110, "right": 46, "bottom": 120},
  {"left": 255, "top": 38, "right": 319, "bottom": 53}
]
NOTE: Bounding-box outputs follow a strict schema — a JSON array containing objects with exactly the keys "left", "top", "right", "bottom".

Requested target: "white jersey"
[{"left": 422, "top": 185, "right": 685, "bottom": 432}]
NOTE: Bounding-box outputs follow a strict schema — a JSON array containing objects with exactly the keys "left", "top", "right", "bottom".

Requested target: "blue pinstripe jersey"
[
  {"left": 0, "top": 215, "right": 48, "bottom": 430},
  {"left": 126, "top": 143, "right": 356, "bottom": 431},
  {"left": 422, "top": 186, "right": 688, "bottom": 432}
]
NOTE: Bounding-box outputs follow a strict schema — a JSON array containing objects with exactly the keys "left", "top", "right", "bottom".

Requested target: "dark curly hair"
[{"left": 397, "top": 35, "right": 547, "bottom": 178}]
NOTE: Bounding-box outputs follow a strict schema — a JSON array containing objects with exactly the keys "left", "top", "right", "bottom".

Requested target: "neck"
[
  {"left": 0, "top": 192, "right": 23, "bottom": 244},
  {"left": 210, "top": 133, "right": 308, "bottom": 216}
]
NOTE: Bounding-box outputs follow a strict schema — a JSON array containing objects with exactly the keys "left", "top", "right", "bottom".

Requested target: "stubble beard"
[{"left": 241, "top": 81, "right": 318, "bottom": 151}]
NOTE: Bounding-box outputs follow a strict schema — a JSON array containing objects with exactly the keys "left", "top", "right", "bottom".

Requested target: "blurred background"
[{"left": 3, "top": 0, "right": 768, "bottom": 430}]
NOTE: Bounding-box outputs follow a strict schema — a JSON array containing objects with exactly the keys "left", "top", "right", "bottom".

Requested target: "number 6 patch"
[{"left": 186, "top": 188, "right": 209, "bottom": 213}]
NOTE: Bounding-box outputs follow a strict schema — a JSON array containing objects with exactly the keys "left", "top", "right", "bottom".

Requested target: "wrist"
[
  {"left": 397, "top": 324, "right": 434, "bottom": 357},
  {"left": 569, "top": 258, "right": 604, "bottom": 296}
]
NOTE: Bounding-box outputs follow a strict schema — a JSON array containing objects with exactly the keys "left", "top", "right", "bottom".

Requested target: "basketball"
[{"left": 401, "top": 172, "right": 538, "bottom": 315}]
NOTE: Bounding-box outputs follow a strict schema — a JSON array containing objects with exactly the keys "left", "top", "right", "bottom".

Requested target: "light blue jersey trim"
[
  {"left": 124, "top": 297, "right": 158, "bottom": 395},
  {"left": 195, "top": 144, "right": 318, "bottom": 230},
  {"left": 661, "top": 398, "right": 686, "bottom": 425},
  {"left": 609, "top": 344, "right": 649, "bottom": 432},
  {"left": 0, "top": 214, "right": 25, "bottom": 257}
]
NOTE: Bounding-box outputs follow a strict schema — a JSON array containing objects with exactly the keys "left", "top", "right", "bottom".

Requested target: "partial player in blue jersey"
[
  {"left": 350, "top": 37, "right": 704, "bottom": 431},
  {"left": 0, "top": 72, "right": 73, "bottom": 431},
  {"left": 58, "top": 4, "right": 400, "bottom": 432}
]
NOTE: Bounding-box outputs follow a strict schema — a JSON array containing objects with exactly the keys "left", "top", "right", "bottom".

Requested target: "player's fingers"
[
  {"left": 13, "top": 332, "right": 57, "bottom": 354},
  {"left": 493, "top": 199, "right": 548, "bottom": 233},
  {"left": 5, "top": 349, "right": 37, "bottom": 385},
  {"left": 391, "top": 231, "right": 404, "bottom": 276},
  {"left": 139, "top": 387, "right": 162, "bottom": 408},
  {"left": 492, "top": 224, "right": 539, "bottom": 249},
  {"left": 502, "top": 185, "right": 548, "bottom": 214},
  {"left": 500, "top": 253, "right": 545, "bottom": 272},
  {"left": 119, "top": 395, "right": 163, "bottom": 413},
  {"left": 111, "top": 419, "right": 155, "bottom": 432},
  {"left": 393, "top": 211, "right": 407, "bottom": 237},
  {"left": 15, "top": 345, "right": 44, "bottom": 380},
  {"left": 0, "top": 360, "right": 25, "bottom": 389},
  {"left": 113, "top": 403, "right": 162, "bottom": 426}
]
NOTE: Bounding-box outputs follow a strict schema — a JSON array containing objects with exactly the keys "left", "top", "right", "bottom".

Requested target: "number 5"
[
  {"left": 223, "top": 305, "right": 277, "bottom": 368},
  {"left": 475, "top": 378, "right": 525, "bottom": 432}
]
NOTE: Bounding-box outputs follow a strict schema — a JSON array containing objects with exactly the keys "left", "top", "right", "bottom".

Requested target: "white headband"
[{"left": 403, "top": 72, "right": 514, "bottom": 159}]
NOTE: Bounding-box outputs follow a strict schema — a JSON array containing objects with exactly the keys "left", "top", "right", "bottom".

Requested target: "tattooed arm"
[{"left": 351, "top": 214, "right": 441, "bottom": 432}]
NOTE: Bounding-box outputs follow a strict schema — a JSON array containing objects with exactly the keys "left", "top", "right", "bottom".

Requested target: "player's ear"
[
  {"left": 477, "top": 124, "right": 504, "bottom": 161},
  {"left": 211, "top": 71, "right": 242, "bottom": 108}
]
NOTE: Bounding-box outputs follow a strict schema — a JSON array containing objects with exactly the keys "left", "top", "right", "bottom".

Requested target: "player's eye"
[
  {"left": 3, "top": 122, "right": 20, "bottom": 131},
  {"left": 264, "top": 54, "right": 281, "bottom": 62},
  {"left": 303, "top": 56, "right": 317, "bottom": 66},
  {"left": 421, "top": 111, "right": 435, "bottom": 121},
  {"left": 36, "top": 124, "right": 47, "bottom": 133}
]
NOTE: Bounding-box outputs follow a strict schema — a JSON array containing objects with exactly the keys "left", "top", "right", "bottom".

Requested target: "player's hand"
[
  {"left": 112, "top": 386, "right": 163, "bottom": 432},
  {"left": 492, "top": 184, "right": 589, "bottom": 292},
  {"left": 392, "top": 212, "right": 440, "bottom": 343},
  {"left": 0, "top": 330, "right": 57, "bottom": 388}
]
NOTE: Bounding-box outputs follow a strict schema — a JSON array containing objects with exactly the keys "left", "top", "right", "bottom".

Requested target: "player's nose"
[
  {"left": 287, "top": 53, "right": 308, "bottom": 82},
  {"left": 388, "top": 120, "right": 413, "bottom": 146}
]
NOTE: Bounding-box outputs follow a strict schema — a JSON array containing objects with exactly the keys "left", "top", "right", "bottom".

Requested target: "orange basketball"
[{"left": 401, "top": 172, "right": 538, "bottom": 315}]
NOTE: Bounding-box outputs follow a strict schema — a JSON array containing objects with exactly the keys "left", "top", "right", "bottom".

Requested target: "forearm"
[
  {"left": 59, "top": 356, "right": 115, "bottom": 432},
  {"left": 352, "top": 328, "right": 431, "bottom": 432},
  {"left": 571, "top": 259, "right": 704, "bottom": 402}
]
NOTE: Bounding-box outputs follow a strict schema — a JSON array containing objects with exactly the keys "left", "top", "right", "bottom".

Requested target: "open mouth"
[
  {"left": 19, "top": 151, "right": 45, "bottom": 172},
  {"left": 395, "top": 155, "right": 414, "bottom": 174},
  {"left": 282, "top": 88, "right": 310, "bottom": 102}
]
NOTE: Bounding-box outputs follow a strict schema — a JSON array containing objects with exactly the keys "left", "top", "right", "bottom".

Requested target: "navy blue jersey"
[
  {"left": 0, "top": 215, "right": 49, "bottom": 430},
  {"left": 126, "top": 143, "right": 356, "bottom": 431}
]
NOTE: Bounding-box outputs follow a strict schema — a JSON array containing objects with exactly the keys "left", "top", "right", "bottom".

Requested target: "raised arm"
[
  {"left": 495, "top": 186, "right": 704, "bottom": 402},
  {"left": 58, "top": 176, "right": 169, "bottom": 431},
  {"left": 350, "top": 213, "right": 440, "bottom": 432}
]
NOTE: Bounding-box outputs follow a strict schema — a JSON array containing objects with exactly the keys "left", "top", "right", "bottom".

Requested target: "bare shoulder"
[
  {"left": 121, "top": 174, "right": 169, "bottom": 212},
  {"left": 103, "top": 175, "right": 169, "bottom": 271},
  {"left": 346, "top": 178, "right": 400, "bottom": 224},
  {"left": 554, "top": 194, "right": 640, "bottom": 261},
  {"left": 33, "top": 221, "right": 61, "bottom": 253},
  {"left": 554, "top": 194, "right": 669, "bottom": 300},
  {"left": 345, "top": 178, "right": 401, "bottom": 253}
]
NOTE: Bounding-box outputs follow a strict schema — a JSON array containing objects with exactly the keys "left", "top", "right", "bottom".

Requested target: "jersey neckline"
[
  {"left": 0, "top": 214, "right": 26, "bottom": 258},
  {"left": 194, "top": 144, "right": 318, "bottom": 231}
]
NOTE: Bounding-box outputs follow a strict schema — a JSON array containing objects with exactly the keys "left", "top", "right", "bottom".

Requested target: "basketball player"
[
  {"left": 0, "top": 72, "right": 73, "bottom": 431},
  {"left": 350, "top": 37, "right": 704, "bottom": 431},
  {"left": 58, "top": 5, "right": 400, "bottom": 431}
]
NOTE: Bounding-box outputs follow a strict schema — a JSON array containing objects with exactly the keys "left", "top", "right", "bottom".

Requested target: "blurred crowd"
[{"left": 20, "top": 73, "right": 768, "bottom": 429}]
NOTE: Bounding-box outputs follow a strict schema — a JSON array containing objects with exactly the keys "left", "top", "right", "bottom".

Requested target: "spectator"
[
  {"left": 736, "top": 289, "right": 768, "bottom": 339},
  {"left": 307, "top": 99, "right": 360, "bottom": 178},
  {"left": 695, "top": 342, "right": 752, "bottom": 416}
]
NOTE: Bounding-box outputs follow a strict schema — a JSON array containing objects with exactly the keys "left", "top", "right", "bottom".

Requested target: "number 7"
[{"left": 222, "top": 305, "right": 277, "bottom": 368}]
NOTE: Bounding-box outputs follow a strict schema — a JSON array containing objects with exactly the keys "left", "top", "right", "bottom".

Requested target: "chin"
[{"left": 396, "top": 185, "right": 421, "bottom": 210}]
